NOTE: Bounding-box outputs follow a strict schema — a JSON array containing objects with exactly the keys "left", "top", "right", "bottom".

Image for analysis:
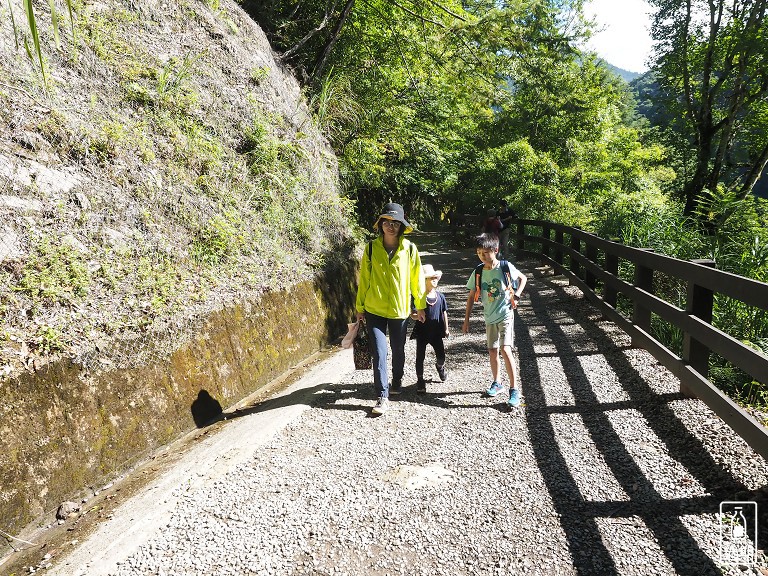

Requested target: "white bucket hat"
[{"left": 422, "top": 264, "right": 442, "bottom": 280}]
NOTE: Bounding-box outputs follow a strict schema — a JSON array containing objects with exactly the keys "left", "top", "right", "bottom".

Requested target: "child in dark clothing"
[
  {"left": 482, "top": 208, "right": 502, "bottom": 235},
  {"left": 410, "top": 264, "right": 449, "bottom": 392}
]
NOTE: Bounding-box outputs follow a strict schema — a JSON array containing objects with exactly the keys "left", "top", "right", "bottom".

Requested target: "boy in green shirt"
[{"left": 462, "top": 233, "right": 527, "bottom": 407}]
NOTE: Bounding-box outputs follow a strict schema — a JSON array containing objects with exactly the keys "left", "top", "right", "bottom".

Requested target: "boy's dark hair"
[{"left": 475, "top": 233, "right": 499, "bottom": 251}]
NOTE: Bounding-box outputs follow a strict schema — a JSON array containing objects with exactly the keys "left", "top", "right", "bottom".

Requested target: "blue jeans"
[{"left": 365, "top": 312, "right": 408, "bottom": 398}]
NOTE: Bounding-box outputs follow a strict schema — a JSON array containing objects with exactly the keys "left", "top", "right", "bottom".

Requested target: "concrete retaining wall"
[{"left": 0, "top": 258, "right": 357, "bottom": 541}]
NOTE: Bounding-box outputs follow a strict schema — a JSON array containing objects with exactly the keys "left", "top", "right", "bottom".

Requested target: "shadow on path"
[
  {"left": 197, "top": 231, "right": 765, "bottom": 574},
  {"left": 518, "top": 271, "right": 747, "bottom": 575}
]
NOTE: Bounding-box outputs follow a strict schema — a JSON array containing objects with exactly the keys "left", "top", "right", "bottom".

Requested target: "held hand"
[
  {"left": 410, "top": 312, "right": 418, "bottom": 320},
  {"left": 356, "top": 311, "right": 365, "bottom": 322},
  {"left": 462, "top": 320, "right": 469, "bottom": 334},
  {"left": 416, "top": 309, "right": 426, "bottom": 323}
]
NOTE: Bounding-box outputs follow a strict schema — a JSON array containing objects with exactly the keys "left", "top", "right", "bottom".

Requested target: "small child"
[
  {"left": 462, "top": 233, "right": 527, "bottom": 407},
  {"left": 410, "top": 264, "right": 449, "bottom": 392}
]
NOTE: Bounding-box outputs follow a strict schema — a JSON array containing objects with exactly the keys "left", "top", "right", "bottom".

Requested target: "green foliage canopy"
[
  {"left": 647, "top": 0, "right": 768, "bottom": 216},
  {"left": 248, "top": 0, "right": 653, "bottom": 226}
]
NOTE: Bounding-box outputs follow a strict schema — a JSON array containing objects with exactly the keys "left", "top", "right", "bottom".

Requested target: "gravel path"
[{"left": 43, "top": 233, "right": 768, "bottom": 576}]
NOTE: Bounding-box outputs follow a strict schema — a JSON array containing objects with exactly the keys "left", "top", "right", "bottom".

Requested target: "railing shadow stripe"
[
  {"left": 543, "top": 277, "right": 752, "bottom": 499},
  {"left": 520, "top": 276, "right": 720, "bottom": 575}
]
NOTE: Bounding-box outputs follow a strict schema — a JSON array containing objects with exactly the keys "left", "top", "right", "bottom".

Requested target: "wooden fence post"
[
  {"left": 682, "top": 259, "right": 716, "bottom": 394},
  {"left": 632, "top": 250, "right": 654, "bottom": 347},
  {"left": 542, "top": 224, "right": 551, "bottom": 259},
  {"left": 585, "top": 243, "right": 598, "bottom": 290},
  {"left": 604, "top": 241, "right": 619, "bottom": 308},
  {"left": 516, "top": 220, "right": 525, "bottom": 252},
  {"left": 555, "top": 229, "right": 564, "bottom": 267},
  {"left": 569, "top": 233, "right": 581, "bottom": 280}
]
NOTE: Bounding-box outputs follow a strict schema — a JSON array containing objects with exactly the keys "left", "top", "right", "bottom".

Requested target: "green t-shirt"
[{"left": 465, "top": 263, "right": 520, "bottom": 325}]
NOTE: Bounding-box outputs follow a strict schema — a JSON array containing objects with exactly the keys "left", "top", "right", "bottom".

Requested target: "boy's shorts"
[{"left": 486, "top": 315, "right": 514, "bottom": 349}]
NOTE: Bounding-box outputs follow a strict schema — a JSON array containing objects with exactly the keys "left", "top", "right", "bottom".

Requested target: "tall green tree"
[
  {"left": 647, "top": 0, "right": 768, "bottom": 216},
  {"left": 457, "top": 34, "right": 674, "bottom": 226},
  {"left": 247, "top": 0, "right": 591, "bottom": 224}
]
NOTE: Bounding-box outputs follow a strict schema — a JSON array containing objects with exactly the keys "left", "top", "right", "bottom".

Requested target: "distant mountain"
[
  {"left": 600, "top": 60, "right": 642, "bottom": 82},
  {"left": 629, "top": 71, "right": 659, "bottom": 114}
]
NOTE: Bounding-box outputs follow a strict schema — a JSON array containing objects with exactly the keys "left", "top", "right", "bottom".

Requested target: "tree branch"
[
  {"left": 311, "top": 0, "right": 355, "bottom": 82},
  {"left": 282, "top": 0, "right": 338, "bottom": 60},
  {"left": 418, "top": 0, "right": 466, "bottom": 21},
  {"left": 388, "top": 0, "right": 446, "bottom": 27},
  {"left": 737, "top": 142, "right": 768, "bottom": 200}
]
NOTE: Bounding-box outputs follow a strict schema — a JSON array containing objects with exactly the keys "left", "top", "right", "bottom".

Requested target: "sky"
[{"left": 583, "top": 0, "right": 654, "bottom": 73}]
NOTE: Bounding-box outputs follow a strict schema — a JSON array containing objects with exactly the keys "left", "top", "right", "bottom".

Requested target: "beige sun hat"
[{"left": 422, "top": 264, "right": 442, "bottom": 279}]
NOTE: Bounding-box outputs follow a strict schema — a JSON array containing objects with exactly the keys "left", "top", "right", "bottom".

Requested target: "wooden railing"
[{"left": 511, "top": 219, "right": 768, "bottom": 460}]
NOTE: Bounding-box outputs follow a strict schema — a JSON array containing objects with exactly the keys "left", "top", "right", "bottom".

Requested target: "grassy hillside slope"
[
  {"left": 0, "top": 0, "right": 361, "bottom": 543},
  {"left": 0, "top": 0, "right": 356, "bottom": 378}
]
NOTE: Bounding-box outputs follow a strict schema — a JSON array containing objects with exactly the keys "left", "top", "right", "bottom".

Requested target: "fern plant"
[{"left": 308, "top": 71, "right": 362, "bottom": 145}]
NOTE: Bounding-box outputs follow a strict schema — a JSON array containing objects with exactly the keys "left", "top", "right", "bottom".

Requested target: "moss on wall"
[{"left": 0, "top": 255, "right": 358, "bottom": 539}]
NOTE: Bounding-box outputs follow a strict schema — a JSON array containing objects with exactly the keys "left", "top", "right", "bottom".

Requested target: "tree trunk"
[
  {"left": 683, "top": 124, "right": 715, "bottom": 216},
  {"left": 311, "top": 0, "right": 355, "bottom": 84},
  {"left": 683, "top": 166, "right": 709, "bottom": 216}
]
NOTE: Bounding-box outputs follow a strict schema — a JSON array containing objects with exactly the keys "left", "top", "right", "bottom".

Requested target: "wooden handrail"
[{"left": 511, "top": 218, "right": 768, "bottom": 460}]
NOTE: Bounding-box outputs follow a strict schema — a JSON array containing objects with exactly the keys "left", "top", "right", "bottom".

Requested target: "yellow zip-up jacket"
[{"left": 356, "top": 236, "right": 426, "bottom": 319}]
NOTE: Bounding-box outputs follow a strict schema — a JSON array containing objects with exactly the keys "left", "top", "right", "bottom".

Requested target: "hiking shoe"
[
  {"left": 486, "top": 381, "right": 504, "bottom": 397},
  {"left": 508, "top": 388, "right": 521, "bottom": 408},
  {"left": 436, "top": 363, "right": 447, "bottom": 382},
  {"left": 416, "top": 379, "right": 427, "bottom": 393},
  {"left": 371, "top": 397, "right": 389, "bottom": 415},
  {"left": 390, "top": 381, "right": 402, "bottom": 395}
]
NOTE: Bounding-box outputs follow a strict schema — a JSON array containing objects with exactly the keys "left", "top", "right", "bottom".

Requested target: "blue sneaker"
[
  {"left": 486, "top": 381, "right": 504, "bottom": 397},
  {"left": 508, "top": 388, "right": 521, "bottom": 407}
]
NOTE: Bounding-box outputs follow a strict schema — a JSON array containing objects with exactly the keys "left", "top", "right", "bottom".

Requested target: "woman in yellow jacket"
[{"left": 357, "top": 203, "right": 426, "bottom": 415}]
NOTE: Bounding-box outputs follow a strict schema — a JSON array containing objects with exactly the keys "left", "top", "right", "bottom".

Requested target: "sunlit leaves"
[
  {"left": 646, "top": 0, "right": 768, "bottom": 214},
  {"left": 23, "top": 0, "right": 45, "bottom": 84}
]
